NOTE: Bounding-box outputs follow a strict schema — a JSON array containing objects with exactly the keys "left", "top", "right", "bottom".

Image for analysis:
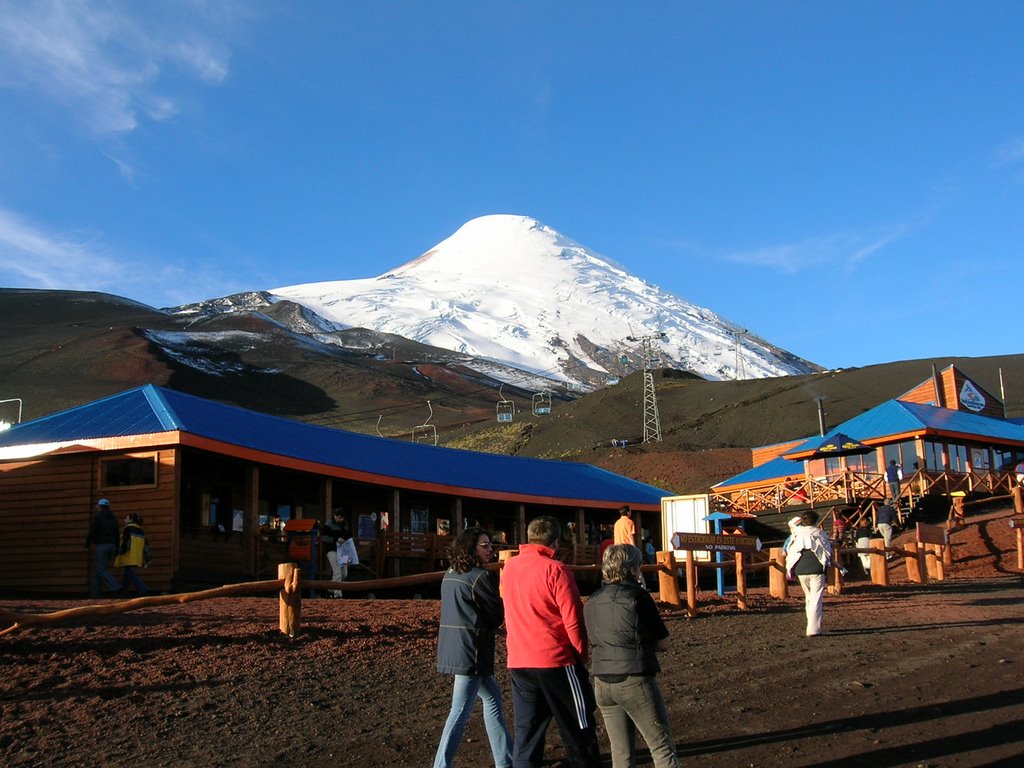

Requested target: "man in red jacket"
[{"left": 503, "top": 516, "right": 601, "bottom": 767}]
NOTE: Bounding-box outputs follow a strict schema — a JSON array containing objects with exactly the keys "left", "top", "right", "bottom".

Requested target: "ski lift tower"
[
  {"left": 732, "top": 329, "right": 748, "bottom": 381},
  {"left": 627, "top": 332, "right": 667, "bottom": 443}
]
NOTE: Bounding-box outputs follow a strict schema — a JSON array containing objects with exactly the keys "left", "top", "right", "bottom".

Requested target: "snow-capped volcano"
[{"left": 264, "top": 215, "right": 817, "bottom": 387}]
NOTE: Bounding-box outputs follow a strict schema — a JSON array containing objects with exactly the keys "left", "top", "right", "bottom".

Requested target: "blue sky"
[{"left": 1, "top": 1, "right": 1022, "bottom": 371}]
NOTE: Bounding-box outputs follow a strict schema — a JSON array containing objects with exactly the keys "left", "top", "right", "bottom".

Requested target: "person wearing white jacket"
[{"left": 783, "top": 512, "right": 834, "bottom": 637}]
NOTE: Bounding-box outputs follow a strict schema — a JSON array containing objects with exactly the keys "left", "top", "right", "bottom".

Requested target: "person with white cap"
[
  {"left": 783, "top": 511, "right": 833, "bottom": 637},
  {"left": 85, "top": 498, "right": 121, "bottom": 599}
]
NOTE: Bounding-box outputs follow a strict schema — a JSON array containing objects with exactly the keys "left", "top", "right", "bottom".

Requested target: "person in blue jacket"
[
  {"left": 85, "top": 499, "right": 121, "bottom": 598},
  {"left": 433, "top": 527, "right": 512, "bottom": 768}
]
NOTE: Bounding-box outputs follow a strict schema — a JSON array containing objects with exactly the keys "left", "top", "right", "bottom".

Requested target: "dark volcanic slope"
[{"left": 3, "top": 289, "right": 1022, "bottom": 470}]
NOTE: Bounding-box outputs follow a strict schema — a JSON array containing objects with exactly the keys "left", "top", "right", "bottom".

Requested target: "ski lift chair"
[
  {"left": 532, "top": 391, "right": 552, "bottom": 416},
  {"left": 497, "top": 385, "right": 515, "bottom": 423},
  {"left": 412, "top": 401, "right": 438, "bottom": 446}
]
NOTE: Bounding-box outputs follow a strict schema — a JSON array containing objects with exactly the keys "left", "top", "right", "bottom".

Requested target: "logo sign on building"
[{"left": 959, "top": 380, "right": 986, "bottom": 412}]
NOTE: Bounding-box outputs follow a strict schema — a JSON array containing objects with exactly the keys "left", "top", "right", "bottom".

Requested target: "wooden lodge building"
[
  {"left": 0, "top": 385, "right": 666, "bottom": 595},
  {"left": 711, "top": 365, "right": 1024, "bottom": 537}
]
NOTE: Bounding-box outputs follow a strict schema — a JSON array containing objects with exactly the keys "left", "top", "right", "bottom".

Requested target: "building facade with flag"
[{"left": 711, "top": 365, "right": 1024, "bottom": 530}]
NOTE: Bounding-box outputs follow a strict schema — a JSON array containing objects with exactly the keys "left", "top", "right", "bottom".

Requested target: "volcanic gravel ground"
[{"left": 2, "top": 509, "right": 1022, "bottom": 768}]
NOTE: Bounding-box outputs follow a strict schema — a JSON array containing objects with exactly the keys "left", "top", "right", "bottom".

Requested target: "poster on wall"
[{"left": 411, "top": 505, "right": 429, "bottom": 534}]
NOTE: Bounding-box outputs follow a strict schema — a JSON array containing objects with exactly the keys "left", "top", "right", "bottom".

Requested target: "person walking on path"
[
  {"left": 585, "top": 544, "right": 681, "bottom": 768},
  {"left": 503, "top": 516, "right": 601, "bottom": 768},
  {"left": 613, "top": 506, "right": 635, "bottom": 546},
  {"left": 113, "top": 513, "right": 149, "bottom": 596},
  {"left": 783, "top": 512, "right": 833, "bottom": 637},
  {"left": 85, "top": 498, "right": 121, "bottom": 599},
  {"left": 433, "top": 527, "right": 512, "bottom": 768},
  {"left": 322, "top": 507, "right": 352, "bottom": 598},
  {"left": 875, "top": 500, "right": 898, "bottom": 555}
]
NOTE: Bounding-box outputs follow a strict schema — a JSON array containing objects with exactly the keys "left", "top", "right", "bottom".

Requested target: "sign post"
[{"left": 671, "top": 532, "right": 760, "bottom": 616}]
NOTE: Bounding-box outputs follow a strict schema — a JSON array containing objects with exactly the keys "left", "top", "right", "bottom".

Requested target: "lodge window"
[
  {"left": 949, "top": 444, "right": 968, "bottom": 474},
  {"left": 882, "top": 441, "right": 917, "bottom": 472},
  {"left": 924, "top": 441, "right": 944, "bottom": 470},
  {"left": 971, "top": 447, "right": 991, "bottom": 471},
  {"left": 101, "top": 455, "right": 157, "bottom": 488}
]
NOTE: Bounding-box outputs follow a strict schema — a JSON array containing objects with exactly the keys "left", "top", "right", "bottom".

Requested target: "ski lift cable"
[{"left": 301, "top": 336, "right": 684, "bottom": 431}]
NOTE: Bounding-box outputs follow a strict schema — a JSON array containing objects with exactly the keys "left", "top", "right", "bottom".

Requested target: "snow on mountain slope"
[{"left": 267, "top": 215, "right": 817, "bottom": 387}]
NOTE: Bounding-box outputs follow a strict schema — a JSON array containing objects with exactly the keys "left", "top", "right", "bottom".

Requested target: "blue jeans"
[
  {"left": 121, "top": 566, "right": 148, "bottom": 596},
  {"left": 434, "top": 674, "right": 512, "bottom": 768},
  {"left": 91, "top": 542, "right": 121, "bottom": 598}
]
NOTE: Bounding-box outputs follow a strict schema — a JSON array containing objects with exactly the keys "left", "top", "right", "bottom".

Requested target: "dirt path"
[{"left": 2, "top": 512, "right": 1022, "bottom": 767}]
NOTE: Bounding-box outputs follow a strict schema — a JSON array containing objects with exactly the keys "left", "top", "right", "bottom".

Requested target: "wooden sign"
[
  {"left": 671, "top": 532, "right": 759, "bottom": 553},
  {"left": 1009, "top": 515, "right": 1024, "bottom": 530},
  {"left": 916, "top": 522, "right": 948, "bottom": 546}
]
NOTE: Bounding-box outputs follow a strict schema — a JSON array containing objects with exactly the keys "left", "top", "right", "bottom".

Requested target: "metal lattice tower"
[
  {"left": 732, "top": 329, "right": 748, "bottom": 381},
  {"left": 628, "top": 333, "right": 666, "bottom": 443}
]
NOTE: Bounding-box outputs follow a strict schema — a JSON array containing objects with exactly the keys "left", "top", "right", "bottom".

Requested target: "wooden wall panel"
[
  {"left": 0, "top": 449, "right": 178, "bottom": 595},
  {"left": 752, "top": 441, "right": 805, "bottom": 468}
]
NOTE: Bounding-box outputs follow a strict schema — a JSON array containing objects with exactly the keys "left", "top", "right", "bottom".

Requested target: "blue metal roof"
[
  {"left": 712, "top": 455, "right": 803, "bottom": 489},
  {"left": 0, "top": 385, "right": 665, "bottom": 508},
  {"left": 822, "top": 400, "right": 1024, "bottom": 445}
]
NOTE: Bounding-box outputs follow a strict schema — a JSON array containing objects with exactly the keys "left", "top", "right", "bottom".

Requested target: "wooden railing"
[{"left": 712, "top": 469, "right": 1020, "bottom": 517}]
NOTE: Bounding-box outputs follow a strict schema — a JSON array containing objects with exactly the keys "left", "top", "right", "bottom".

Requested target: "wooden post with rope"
[
  {"left": 903, "top": 540, "right": 928, "bottom": 584},
  {"left": 768, "top": 547, "right": 788, "bottom": 599},
  {"left": 497, "top": 548, "right": 517, "bottom": 597},
  {"left": 684, "top": 551, "right": 698, "bottom": 618},
  {"left": 735, "top": 552, "right": 748, "bottom": 610},
  {"left": 870, "top": 538, "right": 889, "bottom": 586},
  {"left": 278, "top": 563, "right": 301, "bottom": 638},
  {"left": 656, "top": 550, "right": 680, "bottom": 608}
]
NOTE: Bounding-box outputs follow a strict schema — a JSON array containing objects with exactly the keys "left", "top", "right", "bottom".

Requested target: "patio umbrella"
[{"left": 802, "top": 432, "right": 874, "bottom": 459}]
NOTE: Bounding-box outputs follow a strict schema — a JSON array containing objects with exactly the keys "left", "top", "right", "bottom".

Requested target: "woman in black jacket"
[
  {"left": 433, "top": 527, "right": 512, "bottom": 768},
  {"left": 584, "top": 544, "right": 680, "bottom": 768}
]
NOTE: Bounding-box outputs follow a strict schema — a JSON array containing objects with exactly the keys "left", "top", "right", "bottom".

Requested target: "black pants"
[{"left": 510, "top": 663, "right": 601, "bottom": 768}]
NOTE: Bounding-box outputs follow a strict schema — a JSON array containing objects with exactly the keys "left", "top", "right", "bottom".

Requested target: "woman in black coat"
[
  {"left": 433, "top": 527, "right": 512, "bottom": 768},
  {"left": 584, "top": 544, "right": 680, "bottom": 768}
]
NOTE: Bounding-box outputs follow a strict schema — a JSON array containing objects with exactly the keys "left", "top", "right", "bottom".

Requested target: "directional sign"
[
  {"left": 916, "top": 522, "right": 948, "bottom": 546},
  {"left": 671, "top": 532, "right": 760, "bottom": 553}
]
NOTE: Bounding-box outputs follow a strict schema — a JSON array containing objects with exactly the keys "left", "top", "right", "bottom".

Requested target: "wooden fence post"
[
  {"left": 1013, "top": 485, "right": 1023, "bottom": 515},
  {"left": 279, "top": 563, "right": 301, "bottom": 638},
  {"left": 656, "top": 551, "right": 681, "bottom": 608},
  {"left": 942, "top": 538, "right": 954, "bottom": 566},
  {"left": 927, "top": 544, "right": 945, "bottom": 581},
  {"left": 685, "top": 551, "right": 698, "bottom": 618},
  {"left": 735, "top": 552, "right": 747, "bottom": 610},
  {"left": 769, "top": 547, "right": 788, "bottom": 599},
  {"left": 498, "top": 549, "right": 517, "bottom": 597},
  {"left": 827, "top": 564, "right": 843, "bottom": 596},
  {"left": 904, "top": 541, "right": 928, "bottom": 584},
  {"left": 870, "top": 538, "right": 889, "bottom": 587}
]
